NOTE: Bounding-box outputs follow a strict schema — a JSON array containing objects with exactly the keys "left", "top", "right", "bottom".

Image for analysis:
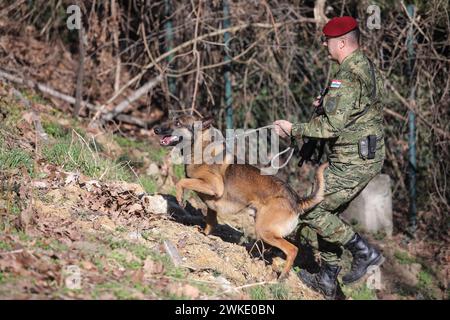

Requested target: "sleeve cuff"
[{"left": 291, "top": 123, "right": 305, "bottom": 138}]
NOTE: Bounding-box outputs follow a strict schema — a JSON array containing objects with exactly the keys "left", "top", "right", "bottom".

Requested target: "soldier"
[{"left": 273, "top": 16, "right": 385, "bottom": 299}]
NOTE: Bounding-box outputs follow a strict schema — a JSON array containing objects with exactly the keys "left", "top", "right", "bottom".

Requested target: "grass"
[
  {"left": 373, "top": 231, "right": 387, "bottom": 241},
  {"left": 417, "top": 270, "right": 438, "bottom": 299},
  {"left": 0, "top": 147, "right": 34, "bottom": 176},
  {"left": 92, "top": 281, "right": 137, "bottom": 300},
  {"left": 342, "top": 283, "right": 377, "bottom": 300},
  {"left": 42, "top": 121, "right": 68, "bottom": 138},
  {"left": 173, "top": 164, "right": 185, "bottom": 180},
  {"left": 247, "top": 283, "right": 290, "bottom": 300},
  {"left": 394, "top": 250, "right": 416, "bottom": 265},
  {"left": 41, "top": 134, "right": 133, "bottom": 182},
  {"left": 114, "top": 135, "right": 145, "bottom": 149},
  {"left": 0, "top": 100, "right": 23, "bottom": 135},
  {"left": 148, "top": 147, "right": 167, "bottom": 164},
  {"left": 0, "top": 240, "right": 12, "bottom": 252},
  {"left": 109, "top": 250, "right": 142, "bottom": 270},
  {"left": 139, "top": 176, "right": 157, "bottom": 194}
]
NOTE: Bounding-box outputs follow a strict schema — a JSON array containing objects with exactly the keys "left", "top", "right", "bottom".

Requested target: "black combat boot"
[
  {"left": 342, "top": 233, "right": 385, "bottom": 285},
  {"left": 298, "top": 263, "right": 341, "bottom": 300}
]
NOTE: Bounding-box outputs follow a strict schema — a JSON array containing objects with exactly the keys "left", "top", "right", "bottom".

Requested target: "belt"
[{"left": 333, "top": 135, "right": 384, "bottom": 147}]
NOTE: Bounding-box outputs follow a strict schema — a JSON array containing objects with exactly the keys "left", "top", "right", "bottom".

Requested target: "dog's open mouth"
[{"left": 160, "top": 135, "right": 182, "bottom": 146}]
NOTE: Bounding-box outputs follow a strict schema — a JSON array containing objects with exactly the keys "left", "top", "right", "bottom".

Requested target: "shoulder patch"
[{"left": 325, "top": 96, "right": 340, "bottom": 114}]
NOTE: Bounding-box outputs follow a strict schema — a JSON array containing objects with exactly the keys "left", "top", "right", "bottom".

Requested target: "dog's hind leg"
[
  {"left": 257, "top": 231, "right": 298, "bottom": 280},
  {"left": 255, "top": 205, "right": 299, "bottom": 280}
]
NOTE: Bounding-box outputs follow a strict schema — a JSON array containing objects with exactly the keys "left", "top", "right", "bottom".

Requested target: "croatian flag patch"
[{"left": 330, "top": 80, "right": 342, "bottom": 88}]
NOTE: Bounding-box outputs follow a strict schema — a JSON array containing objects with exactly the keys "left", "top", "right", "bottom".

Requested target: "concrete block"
[{"left": 342, "top": 174, "right": 393, "bottom": 236}]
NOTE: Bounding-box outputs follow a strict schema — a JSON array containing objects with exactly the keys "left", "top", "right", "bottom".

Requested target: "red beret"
[{"left": 323, "top": 16, "right": 358, "bottom": 37}]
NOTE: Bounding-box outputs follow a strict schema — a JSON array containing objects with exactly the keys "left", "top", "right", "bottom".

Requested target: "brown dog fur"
[{"left": 155, "top": 115, "right": 328, "bottom": 279}]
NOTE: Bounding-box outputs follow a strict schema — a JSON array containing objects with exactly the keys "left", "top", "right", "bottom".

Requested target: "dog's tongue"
[{"left": 160, "top": 135, "right": 178, "bottom": 145}]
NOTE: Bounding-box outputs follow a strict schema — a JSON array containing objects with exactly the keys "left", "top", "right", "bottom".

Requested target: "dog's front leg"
[{"left": 175, "top": 178, "right": 218, "bottom": 207}]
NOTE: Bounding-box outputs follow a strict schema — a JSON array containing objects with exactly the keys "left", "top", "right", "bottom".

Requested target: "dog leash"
[{"left": 220, "top": 124, "right": 295, "bottom": 170}]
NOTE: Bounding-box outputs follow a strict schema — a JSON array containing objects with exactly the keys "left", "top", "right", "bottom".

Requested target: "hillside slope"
[{"left": 0, "top": 83, "right": 446, "bottom": 300}]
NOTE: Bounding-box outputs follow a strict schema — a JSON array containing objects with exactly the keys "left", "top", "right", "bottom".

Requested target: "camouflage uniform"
[{"left": 291, "top": 49, "right": 385, "bottom": 265}]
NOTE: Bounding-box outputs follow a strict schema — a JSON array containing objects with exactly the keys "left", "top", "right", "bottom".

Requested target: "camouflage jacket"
[{"left": 291, "top": 49, "right": 385, "bottom": 165}]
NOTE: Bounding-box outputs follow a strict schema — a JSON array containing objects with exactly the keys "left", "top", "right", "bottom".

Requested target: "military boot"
[
  {"left": 298, "top": 263, "right": 341, "bottom": 300},
  {"left": 342, "top": 233, "right": 385, "bottom": 285}
]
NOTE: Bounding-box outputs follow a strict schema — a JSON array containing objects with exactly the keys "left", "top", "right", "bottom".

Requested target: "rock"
[
  {"left": 366, "top": 266, "right": 384, "bottom": 290},
  {"left": 215, "top": 276, "right": 237, "bottom": 293},
  {"left": 65, "top": 172, "right": 80, "bottom": 185},
  {"left": 127, "top": 231, "right": 143, "bottom": 242},
  {"left": 32, "top": 181, "right": 48, "bottom": 189},
  {"left": 163, "top": 240, "right": 183, "bottom": 267},
  {"left": 84, "top": 180, "right": 101, "bottom": 192},
  {"left": 146, "top": 163, "right": 159, "bottom": 176},
  {"left": 342, "top": 174, "right": 393, "bottom": 236},
  {"left": 141, "top": 194, "right": 169, "bottom": 214}
]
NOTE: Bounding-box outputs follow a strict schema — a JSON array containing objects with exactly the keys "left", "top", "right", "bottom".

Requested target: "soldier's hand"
[
  {"left": 313, "top": 96, "right": 321, "bottom": 108},
  {"left": 273, "top": 120, "right": 292, "bottom": 138}
]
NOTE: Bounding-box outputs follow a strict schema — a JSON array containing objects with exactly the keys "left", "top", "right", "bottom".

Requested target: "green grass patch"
[
  {"left": 0, "top": 240, "right": 12, "bottom": 252},
  {"left": 110, "top": 250, "right": 142, "bottom": 270},
  {"left": 418, "top": 270, "right": 433, "bottom": 287},
  {"left": 41, "top": 135, "right": 133, "bottom": 182},
  {"left": 114, "top": 135, "right": 145, "bottom": 149},
  {"left": 342, "top": 283, "right": 377, "bottom": 300},
  {"left": 268, "top": 283, "right": 290, "bottom": 300},
  {"left": 373, "top": 231, "right": 387, "bottom": 241},
  {"left": 148, "top": 147, "right": 167, "bottom": 164},
  {"left": 248, "top": 285, "right": 268, "bottom": 300},
  {"left": 110, "top": 238, "right": 189, "bottom": 280},
  {"left": 0, "top": 147, "right": 34, "bottom": 176},
  {"left": 247, "top": 283, "right": 290, "bottom": 300},
  {"left": 417, "top": 270, "right": 438, "bottom": 299},
  {"left": 0, "top": 99, "right": 23, "bottom": 134},
  {"left": 394, "top": 250, "right": 416, "bottom": 265},
  {"left": 173, "top": 164, "right": 185, "bottom": 180},
  {"left": 139, "top": 176, "right": 157, "bottom": 194},
  {"left": 42, "top": 121, "right": 69, "bottom": 139},
  {"left": 92, "top": 281, "right": 136, "bottom": 300}
]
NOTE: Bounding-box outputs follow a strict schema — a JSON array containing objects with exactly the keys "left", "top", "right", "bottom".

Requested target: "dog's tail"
[{"left": 298, "top": 162, "right": 329, "bottom": 211}]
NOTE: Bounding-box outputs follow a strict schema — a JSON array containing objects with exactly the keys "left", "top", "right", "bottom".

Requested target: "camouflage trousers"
[{"left": 298, "top": 160, "right": 383, "bottom": 265}]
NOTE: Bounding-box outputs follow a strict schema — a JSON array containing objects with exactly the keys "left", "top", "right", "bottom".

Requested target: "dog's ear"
[{"left": 202, "top": 117, "right": 214, "bottom": 130}]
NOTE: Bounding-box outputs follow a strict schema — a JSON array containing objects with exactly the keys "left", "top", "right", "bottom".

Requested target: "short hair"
[{"left": 346, "top": 28, "right": 360, "bottom": 45}]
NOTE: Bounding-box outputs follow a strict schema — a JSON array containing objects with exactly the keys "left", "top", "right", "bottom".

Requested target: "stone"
[
  {"left": 366, "top": 266, "right": 384, "bottom": 290},
  {"left": 342, "top": 174, "right": 393, "bottom": 236},
  {"left": 141, "top": 194, "right": 169, "bottom": 214},
  {"left": 146, "top": 163, "right": 159, "bottom": 176}
]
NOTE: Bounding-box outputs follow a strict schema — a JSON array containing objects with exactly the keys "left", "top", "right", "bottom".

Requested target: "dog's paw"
[{"left": 176, "top": 196, "right": 185, "bottom": 208}]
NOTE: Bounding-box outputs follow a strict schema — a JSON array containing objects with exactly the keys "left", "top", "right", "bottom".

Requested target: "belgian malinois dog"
[{"left": 154, "top": 115, "right": 328, "bottom": 279}]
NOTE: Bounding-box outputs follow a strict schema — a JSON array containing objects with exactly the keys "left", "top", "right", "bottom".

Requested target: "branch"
[
  {"left": 104, "top": 18, "right": 317, "bottom": 106},
  {"left": 102, "top": 75, "right": 163, "bottom": 121},
  {"left": 0, "top": 69, "right": 97, "bottom": 110},
  {"left": 74, "top": 24, "right": 85, "bottom": 117},
  {"left": 386, "top": 80, "right": 449, "bottom": 139},
  {"left": 11, "top": 88, "right": 48, "bottom": 142}
]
